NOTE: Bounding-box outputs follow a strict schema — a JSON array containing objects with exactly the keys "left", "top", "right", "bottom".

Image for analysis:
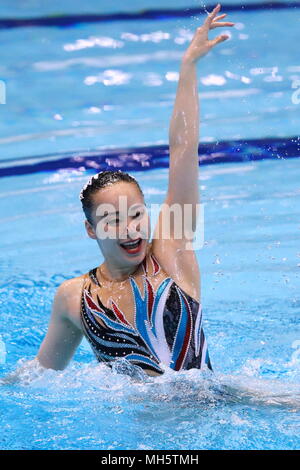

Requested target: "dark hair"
[{"left": 79, "top": 170, "right": 144, "bottom": 225}]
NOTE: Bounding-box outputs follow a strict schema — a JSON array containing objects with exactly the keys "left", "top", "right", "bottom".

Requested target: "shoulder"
[
  {"left": 55, "top": 274, "right": 87, "bottom": 301},
  {"left": 53, "top": 273, "right": 88, "bottom": 325}
]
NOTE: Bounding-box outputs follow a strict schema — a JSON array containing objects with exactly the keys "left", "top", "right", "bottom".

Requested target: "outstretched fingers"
[
  {"left": 209, "top": 34, "right": 229, "bottom": 47},
  {"left": 204, "top": 3, "right": 222, "bottom": 30},
  {"left": 211, "top": 13, "right": 235, "bottom": 29},
  {"left": 210, "top": 21, "right": 235, "bottom": 29}
]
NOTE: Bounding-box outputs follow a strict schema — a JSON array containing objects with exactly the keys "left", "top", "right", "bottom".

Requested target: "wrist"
[{"left": 181, "top": 54, "right": 198, "bottom": 67}]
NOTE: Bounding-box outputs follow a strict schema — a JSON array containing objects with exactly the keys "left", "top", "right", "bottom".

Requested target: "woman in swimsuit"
[{"left": 4, "top": 4, "right": 235, "bottom": 381}]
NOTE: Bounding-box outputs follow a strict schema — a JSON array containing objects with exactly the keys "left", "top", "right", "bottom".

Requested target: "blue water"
[
  {"left": 0, "top": 0, "right": 300, "bottom": 450},
  {"left": 1, "top": 2, "right": 300, "bottom": 160}
]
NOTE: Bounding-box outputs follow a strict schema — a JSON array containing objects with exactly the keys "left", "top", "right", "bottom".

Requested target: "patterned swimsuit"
[{"left": 80, "top": 253, "right": 212, "bottom": 375}]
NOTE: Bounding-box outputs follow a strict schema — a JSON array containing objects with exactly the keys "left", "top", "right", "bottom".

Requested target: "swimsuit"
[{"left": 80, "top": 253, "right": 212, "bottom": 375}]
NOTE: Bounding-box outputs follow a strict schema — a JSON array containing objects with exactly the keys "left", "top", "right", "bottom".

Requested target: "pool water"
[
  {"left": 0, "top": 0, "right": 300, "bottom": 450},
  {"left": 0, "top": 158, "right": 299, "bottom": 450},
  {"left": 1, "top": 1, "right": 300, "bottom": 161}
]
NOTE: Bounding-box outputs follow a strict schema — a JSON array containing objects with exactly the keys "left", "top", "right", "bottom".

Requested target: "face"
[{"left": 85, "top": 182, "right": 151, "bottom": 269}]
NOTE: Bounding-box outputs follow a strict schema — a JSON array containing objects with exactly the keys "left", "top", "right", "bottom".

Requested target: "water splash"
[
  {"left": 2, "top": 358, "right": 299, "bottom": 410},
  {"left": 1, "top": 358, "right": 299, "bottom": 450}
]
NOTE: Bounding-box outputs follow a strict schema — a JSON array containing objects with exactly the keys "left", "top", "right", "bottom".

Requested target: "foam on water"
[{"left": 2, "top": 357, "right": 299, "bottom": 410}]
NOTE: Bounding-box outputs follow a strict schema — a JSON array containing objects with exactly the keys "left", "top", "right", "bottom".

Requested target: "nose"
[{"left": 119, "top": 216, "right": 141, "bottom": 240}]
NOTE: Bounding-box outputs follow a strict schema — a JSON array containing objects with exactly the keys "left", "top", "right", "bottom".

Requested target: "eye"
[
  {"left": 106, "top": 217, "right": 120, "bottom": 225},
  {"left": 133, "top": 209, "right": 145, "bottom": 219}
]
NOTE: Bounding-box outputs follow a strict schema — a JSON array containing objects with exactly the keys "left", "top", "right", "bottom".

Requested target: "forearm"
[
  {"left": 167, "top": 58, "right": 200, "bottom": 208},
  {"left": 167, "top": 1, "right": 234, "bottom": 192},
  {"left": 169, "top": 58, "right": 199, "bottom": 152}
]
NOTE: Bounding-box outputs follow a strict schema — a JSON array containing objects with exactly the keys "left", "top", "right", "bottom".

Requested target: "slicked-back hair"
[{"left": 79, "top": 170, "right": 144, "bottom": 225}]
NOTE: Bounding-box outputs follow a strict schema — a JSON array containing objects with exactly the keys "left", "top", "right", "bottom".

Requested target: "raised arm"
[
  {"left": 167, "top": 3, "right": 234, "bottom": 232},
  {"left": 151, "top": 4, "right": 234, "bottom": 299}
]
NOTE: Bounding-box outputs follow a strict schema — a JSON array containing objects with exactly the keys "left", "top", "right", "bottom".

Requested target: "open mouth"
[{"left": 119, "top": 238, "right": 143, "bottom": 254}]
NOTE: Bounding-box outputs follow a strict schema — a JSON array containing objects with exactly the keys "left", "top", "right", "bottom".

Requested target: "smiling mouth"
[{"left": 119, "top": 238, "right": 143, "bottom": 254}]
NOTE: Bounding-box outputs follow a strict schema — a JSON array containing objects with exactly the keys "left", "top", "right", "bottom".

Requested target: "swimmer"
[{"left": 2, "top": 4, "right": 235, "bottom": 383}]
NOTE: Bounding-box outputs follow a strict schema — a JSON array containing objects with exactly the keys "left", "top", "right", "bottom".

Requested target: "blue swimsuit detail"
[{"left": 80, "top": 254, "right": 212, "bottom": 375}]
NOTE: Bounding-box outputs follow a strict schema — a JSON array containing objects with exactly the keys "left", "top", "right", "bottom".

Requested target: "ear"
[{"left": 85, "top": 219, "right": 97, "bottom": 240}]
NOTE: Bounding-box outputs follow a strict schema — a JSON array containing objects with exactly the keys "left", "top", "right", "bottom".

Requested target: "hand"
[
  {"left": 0, "top": 358, "right": 45, "bottom": 386},
  {"left": 182, "top": 3, "right": 235, "bottom": 64}
]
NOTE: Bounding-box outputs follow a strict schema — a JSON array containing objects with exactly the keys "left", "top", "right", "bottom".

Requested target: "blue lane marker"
[
  {"left": 1, "top": 3, "right": 300, "bottom": 29},
  {"left": 0, "top": 137, "right": 299, "bottom": 178}
]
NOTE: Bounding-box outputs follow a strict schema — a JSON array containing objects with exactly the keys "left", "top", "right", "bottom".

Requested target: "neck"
[{"left": 100, "top": 262, "right": 142, "bottom": 282}]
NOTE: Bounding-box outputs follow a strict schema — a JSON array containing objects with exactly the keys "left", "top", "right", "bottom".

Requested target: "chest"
[
  {"left": 88, "top": 271, "right": 172, "bottom": 330},
  {"left": 80, "top": 272, "right": 204, "bottom": 375}
]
